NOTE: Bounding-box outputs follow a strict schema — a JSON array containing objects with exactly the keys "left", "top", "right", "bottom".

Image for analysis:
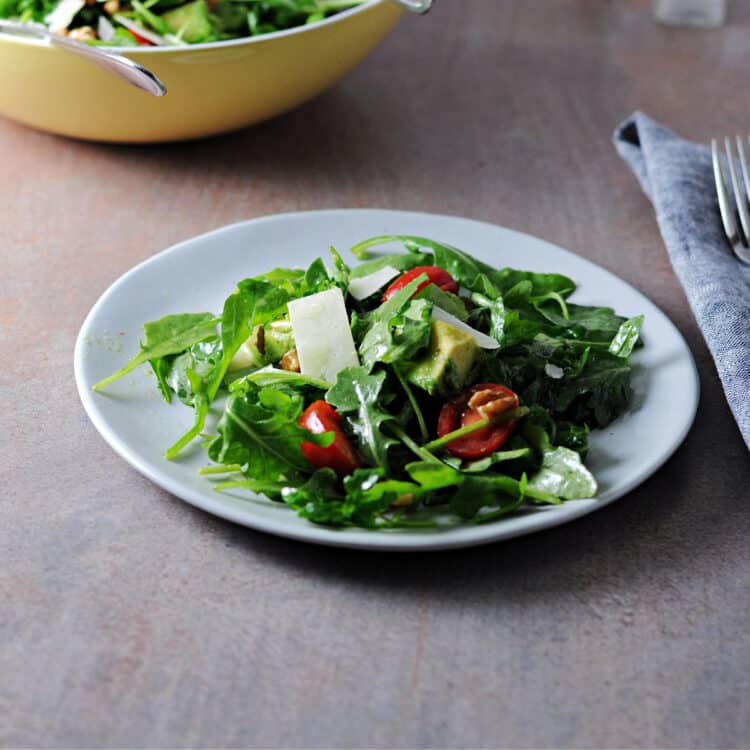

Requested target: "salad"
[
  {"left": 93, "top": 236, "right": 644, "bottom": 530},
  {"left": 0, "top": 0, "right": 368, "bottom": 45}
]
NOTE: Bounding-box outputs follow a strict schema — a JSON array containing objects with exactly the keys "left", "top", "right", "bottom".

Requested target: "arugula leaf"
[
  {"left": 417, "top": 284, "right": 469, "bottom": 322},
  {"left": 326, "top": 366, "right": 397, "bottom": 471},
  {"left": 237, "top": 366, "right": 331, "bottom": 391},
  {"left": 150, "top": 356, "right": 174, "bottom": 403},
  {"left": 328, "top": 246, "right": 350, "bottom": 288},
  {"left": 281, "top": 469, "right": 347, "bottom": 525},
  {"left": 208, "top": 383, "right": 332, "bottom": 481},
  {"left": 530, "top": 290, "right": 570, "bottom": 320},
  {"left": 445, "top": 447, "right": 532, "bottom": 473},
  {"left": 358, "top": 276, "right": 432, "bottom": 370},
  {"left": 405, "top": 461, "right": 561, "bottom": 517},
  {"left": 165, "top": 370, "right": 213, "bottom": 460},
  {"left": 213, "top": 292, "right": 252, "bottom": 387},
  {"left": 556, "top": 352, "right": 633, "bottom": 427},
  {"left": 403, "top": 461, "right": 462, "bottom": 490},
  {"left": 165, "top": 273, "right": 321, "bottom": 459},
  {"left": 303, "top": 257, "right": 332, "bottom": 294},
  {"left": 280, "top": 468, "right": 419, "bottom": 528},
  {"left": 555, "top": 421, "right": 590, "bottom": 457},
  {"left": 471, "top": 290, "right": 506, "bottom": 340},
  {"left": 534, "top": 303, "right": 628, "bottom": 342},
  {"left": 608, "top": 315, "right": 644, "bottom": 358},
  {"left": 343, "top": 470, "right": 421, "bottom": 525},
  {"left": 165, "top": 292, "right": 253, "bottom": 459},
  {"left": 165, "top": 340, "right": 222, "bottom": 405},
  {"left": 392, "top": 366, "right": 428, "bottom": 440},
  {"left": 93, "top": 313, "right": 219, "bottom": 391},
  {"left": 492, "top": 268, "right": 575, "bottom": 299},
  {"left": 352, "top": 235, "right": 575, "bottom": 298},
  {"left": 250, "top": 267, "right": 305, "bottom": 294},
  {"left": 500, "top": 280, "right": 532, "bottom": 309},
  {"left": 236, "top": 279, "right": 290, "bottom": 326},
  {"left": 361, "top": 235, "right": 488, "bottom": 288},
  {"left": 347, "top": 251, "right": 433, "bottom": 278}
]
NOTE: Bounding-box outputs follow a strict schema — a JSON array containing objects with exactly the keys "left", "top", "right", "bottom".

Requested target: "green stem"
[
  {"left": 532, "top": 291, "right": 570, "bottom": 320},
  {"left": 92, "top": 354, "right": 146, "bottom": 392},
  {"left": 165, "top": 399, "right": 208, "bottom": 460},
  {"left": 387, "top": 424, "right": 442, "bottom": 464},
  {"left": 423, "top": 407, "right": 529, "bottom": 452},
  {"left": 393, "top": 367, "right": 428, "bottom": 441},
  {"left": 213, "top": 480, "right": 285, "bottom": 495},
  {"left": 245, "top": 368, "right": 331, "bottom": 391},
  {"left": 199, "top": 464, "right": 243, "bottom": 476},
  {"left": 564, "top": 339, "right": 612, "bottom": 349}
]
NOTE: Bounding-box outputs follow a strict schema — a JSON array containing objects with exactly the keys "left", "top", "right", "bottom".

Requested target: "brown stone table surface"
[{"left": 2, "top": 1, "right": 749, "bottom": 747}]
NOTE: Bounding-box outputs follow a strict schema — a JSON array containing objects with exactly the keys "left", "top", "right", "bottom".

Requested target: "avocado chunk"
[
  {"left": 263, "top": 319, "right": 295, "bottom": 363},
  {"left": 227, "top": 319, "right": 296, "bottom": 373},
  {"left": 404, "top": 320, "right": 479, "bottom": 396},
  {"left": 227, "top": 325, "right": 264, "bottom": 373},
  {"left": 161, "top": 0, "right": 213, "bottom": 43}
]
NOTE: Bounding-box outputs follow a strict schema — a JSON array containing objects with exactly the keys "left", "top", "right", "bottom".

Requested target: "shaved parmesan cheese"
[
  {"left": 46, "top": 0, "right": 85, "bottom": 32},
  {"left": 288, "top": 288, "right": 359, "bottom": 383},
  {"left": 347, "top": 266, "right": 400, "bottom": 301},
  {"left": 432, "top": 306, "right": 500, "bottom": 350},
  {"left": 97, "top": 15, "right": 115, "bottom": 41},
  {"left": 545, "top": 363, "right": 564, "bottom": 379}
]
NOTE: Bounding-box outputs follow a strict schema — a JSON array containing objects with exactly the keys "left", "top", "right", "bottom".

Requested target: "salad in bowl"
[{"left": 0, "top": 0, "right": 373, "bottom": 46}]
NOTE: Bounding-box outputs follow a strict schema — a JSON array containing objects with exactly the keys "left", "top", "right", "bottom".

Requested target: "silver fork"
[{"left": 711, "top": 136, "right": 750, "bottom": 265}]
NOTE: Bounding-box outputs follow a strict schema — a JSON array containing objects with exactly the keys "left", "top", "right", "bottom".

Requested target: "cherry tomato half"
[
  {"left": 436, "top": 383, "right": 520, "bottom": 460},
  {"left": 299, "top": 401, "right": 360, "bottom": 476},
  {"left": 383, "top": 266, "right": 459, "bottom": 302}
]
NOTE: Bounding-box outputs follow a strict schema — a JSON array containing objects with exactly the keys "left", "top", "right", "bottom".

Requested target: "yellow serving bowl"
[{"left": 0, "top": 0, "right": 402, "bottom": 143}]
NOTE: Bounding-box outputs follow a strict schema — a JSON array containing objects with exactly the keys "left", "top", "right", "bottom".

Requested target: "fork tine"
[
  {"left": 712, "top": 139, "right": 740, "bottom": 246},
  {"left": 725, "top": 137, "right": 750, "bottom": 243}
]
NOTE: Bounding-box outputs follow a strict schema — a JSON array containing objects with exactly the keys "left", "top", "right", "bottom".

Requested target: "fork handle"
[{"left": 0, "top": 19, "right": 166, "bottom": 96}]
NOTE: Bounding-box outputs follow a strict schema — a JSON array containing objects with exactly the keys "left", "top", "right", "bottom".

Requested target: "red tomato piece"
[
  {"left": 299, "top": 401, "right": 360, "bottom": 476},
  {"left": 382, "top": 266, "right": 459, "bottom": 301},
  {"left": 127, "top": 29, "right": 154, "bottom": 45},
  {"left": 436, "top": 383, "right": 520, "bottom": 459}
]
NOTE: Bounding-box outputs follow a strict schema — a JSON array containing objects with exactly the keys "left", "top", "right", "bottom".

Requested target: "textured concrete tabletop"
[{"left": 2, "top": 1, "right": 749, "bottom": 747}]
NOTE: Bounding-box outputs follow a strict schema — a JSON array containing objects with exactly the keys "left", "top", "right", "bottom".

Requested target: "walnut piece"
[
  {"left": 280, "top": 349, "right": 300, "bottom": 373},
  {"left": 69, "top": 25, "right": 97, "bottom": 40},
  {"left": 392, "top": 493, "right": 414, "bottom": 508},
  {"left": 467, "top": 389, "right": 516, "bottom": 422}
]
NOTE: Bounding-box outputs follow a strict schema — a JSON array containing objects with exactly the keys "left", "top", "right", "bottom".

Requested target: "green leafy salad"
[
  {"left": 1, "top": 0, "right": 368, "bottom": 46},
  {"left": 93, "top": 236, "right": 644, "bottom": 530}
]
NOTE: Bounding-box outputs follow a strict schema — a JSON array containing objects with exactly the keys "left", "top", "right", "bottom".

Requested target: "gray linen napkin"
[{"left": 614, "top": 112, "right": 750, "bottom": 450}]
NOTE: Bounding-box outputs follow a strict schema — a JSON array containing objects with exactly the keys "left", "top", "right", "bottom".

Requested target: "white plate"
[{"left": 74, "top": 210, "right": 699, "bottom": 551}]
